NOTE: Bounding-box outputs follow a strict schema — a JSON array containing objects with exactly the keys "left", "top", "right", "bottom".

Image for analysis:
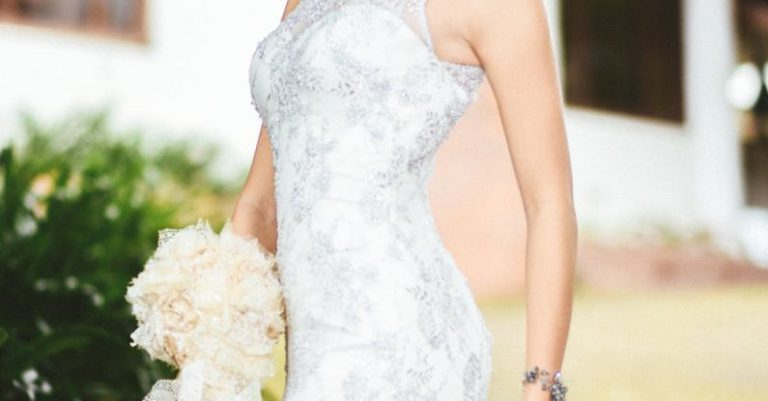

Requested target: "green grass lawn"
[{"left": 263, "top": 283, "right": 768, "bottom": 401}]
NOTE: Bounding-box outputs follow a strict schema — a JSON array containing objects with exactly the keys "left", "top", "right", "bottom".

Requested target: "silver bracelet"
[{"left": 522, "top": 366, "right": 568, "bottom": 401}]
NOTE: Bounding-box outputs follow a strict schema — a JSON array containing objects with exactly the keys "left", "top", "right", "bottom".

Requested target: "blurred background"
[{"left": 1, "top": 0, "right": 767, "bottom": 400}]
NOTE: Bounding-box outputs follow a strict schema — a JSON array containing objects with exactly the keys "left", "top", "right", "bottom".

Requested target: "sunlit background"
[{"left": 1, "top": 1, "right": 767, "bottom": 400}]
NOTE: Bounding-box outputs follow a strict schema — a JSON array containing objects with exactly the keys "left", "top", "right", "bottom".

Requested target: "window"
[
  {"left": 561, "top": 0, "right": 684, "bottom": 122},
  {"left": 0, "top": 0, "right": 146, "bottom": 42},
  {"left": 735, "top": 0, "right": 768, "bottom": 208}
]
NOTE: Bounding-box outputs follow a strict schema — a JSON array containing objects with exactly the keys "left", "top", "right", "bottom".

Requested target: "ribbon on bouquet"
[{"left": 141, "top": 360, "right": 263, "bottom": 401}]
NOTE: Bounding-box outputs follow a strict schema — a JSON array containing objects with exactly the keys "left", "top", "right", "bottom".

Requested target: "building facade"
[{"left": 0, "top": 0, "right": 764, "bottom": 296}]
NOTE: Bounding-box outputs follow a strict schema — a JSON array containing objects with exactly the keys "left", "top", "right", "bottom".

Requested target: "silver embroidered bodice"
[{"left": 248, "top": 0, "right": 492, "bottom": 399}]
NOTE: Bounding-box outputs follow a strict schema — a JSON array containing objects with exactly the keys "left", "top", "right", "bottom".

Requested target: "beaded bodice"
[
  {"left": 249, "top": 0, "right": 485, "bottom": 124},
  {"left": 247, "top": 2, "right": 492, "bottom": 399},
  {"left": 248, "top": 0, "right": 485, "bottom": 253}
]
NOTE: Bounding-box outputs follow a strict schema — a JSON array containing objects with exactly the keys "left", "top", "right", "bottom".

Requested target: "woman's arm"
[
  {"left": 229, "top": 0, "right": 302, "bottom": 251},
  {"left": 464, "top": 0, "right": 577, "bottom": 399},
  {"left": 230, "top": 125, "right": 279, "bottom": 253}
]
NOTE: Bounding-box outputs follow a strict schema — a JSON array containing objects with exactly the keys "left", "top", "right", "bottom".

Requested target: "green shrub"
[{"left": 0, "top": 109, "right": 243, "bottom": 401}]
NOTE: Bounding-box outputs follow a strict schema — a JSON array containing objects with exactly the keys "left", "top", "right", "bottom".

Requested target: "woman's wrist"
[
  {"left": 521, "top": 365, "right": 568, "bottom": 401},
  {"left": 522, "top": 386, "right": 553, "bottom": 401}
]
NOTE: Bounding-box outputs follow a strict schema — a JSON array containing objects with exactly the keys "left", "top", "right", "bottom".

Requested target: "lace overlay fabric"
[{"left": 249, "top": 0, "right": 492, "bottom": 400}]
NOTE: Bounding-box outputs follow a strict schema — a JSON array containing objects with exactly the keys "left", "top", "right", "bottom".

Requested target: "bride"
[{"left": 230, "top": 0, "right": 576, "bottom": 400}]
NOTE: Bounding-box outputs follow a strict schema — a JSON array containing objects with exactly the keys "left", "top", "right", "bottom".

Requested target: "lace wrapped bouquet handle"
[{"left": 125, "top": 218, "right": 285, "bottom": 401}]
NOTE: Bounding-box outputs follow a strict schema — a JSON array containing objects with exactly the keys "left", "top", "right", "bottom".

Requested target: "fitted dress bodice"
[
  {"left": 249, "top": 0, "right": 484, "bottom": 258},
  {"left": 248, "top": 0, "right": 492, "bottom": 399}
]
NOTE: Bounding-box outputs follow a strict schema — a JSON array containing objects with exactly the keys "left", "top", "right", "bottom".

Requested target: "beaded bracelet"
[{"left": 522, "top": 366, "right": 568, "bottom": 401}]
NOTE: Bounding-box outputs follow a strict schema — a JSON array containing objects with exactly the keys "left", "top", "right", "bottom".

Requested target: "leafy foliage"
[{"left": 0, "top": 109, "right": 244, "bottom": 401}]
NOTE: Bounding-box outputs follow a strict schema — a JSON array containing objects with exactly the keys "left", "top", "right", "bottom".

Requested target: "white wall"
[
  {"left": 0, "top": 0, "right": 287, "bottom": 178},
  {"left": 542, "top": 0, "right": 743, "bottom": 249},
  {"left": 683, "top": 0, "right": 744, "bottom": 254},
  {"left": 565, "top": 107, "right": 699, "bottom": 241}
]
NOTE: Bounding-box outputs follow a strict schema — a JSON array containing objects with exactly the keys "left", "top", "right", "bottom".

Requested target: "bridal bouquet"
[{"left": 125, "top": 218, "right": 285, "bottom": 401}]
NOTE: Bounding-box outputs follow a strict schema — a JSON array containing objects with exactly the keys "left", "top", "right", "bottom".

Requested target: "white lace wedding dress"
[{"left": 249, "top": 0, "right": 493, "bottom": 399}]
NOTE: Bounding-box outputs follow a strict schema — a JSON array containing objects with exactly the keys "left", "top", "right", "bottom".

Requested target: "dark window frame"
[
  {"left": 0, "top": 0, "right": 147, "bottom": 44},
  {"left": 560, "top": 0, "right": 685, "bottom": 123}
]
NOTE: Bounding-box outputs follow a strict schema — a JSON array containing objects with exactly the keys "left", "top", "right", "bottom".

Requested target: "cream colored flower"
[
  {"left": 160, "top": 294, "right": 198, "bottom": 333},
  {"left": 126, "top": 218, "right": 284, "bottom": 401}
]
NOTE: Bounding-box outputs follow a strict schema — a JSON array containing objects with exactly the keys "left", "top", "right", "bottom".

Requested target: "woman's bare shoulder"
[{"left": 454, "top": 0, "right": 546, "bottom": 45}]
